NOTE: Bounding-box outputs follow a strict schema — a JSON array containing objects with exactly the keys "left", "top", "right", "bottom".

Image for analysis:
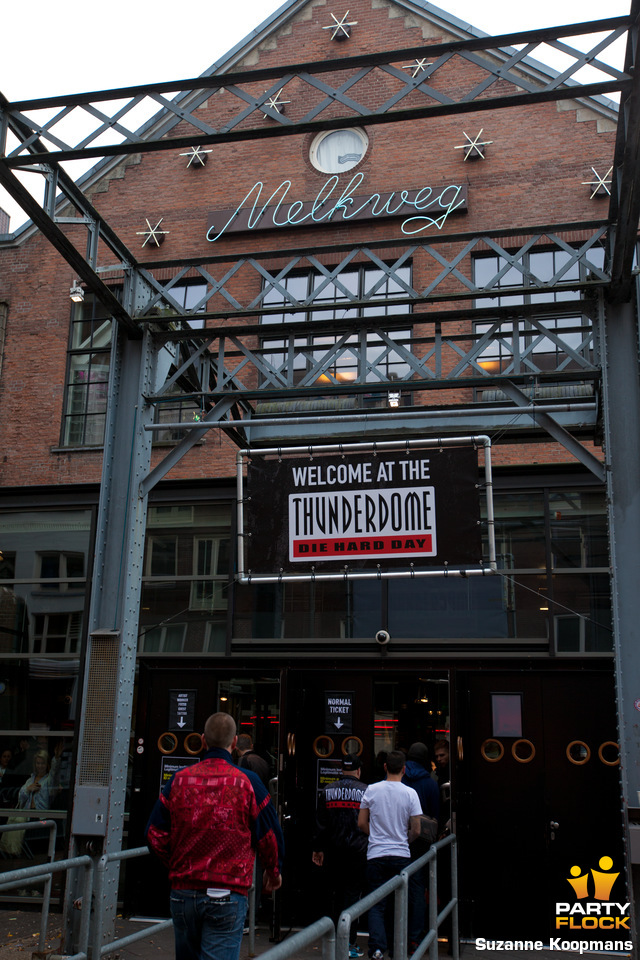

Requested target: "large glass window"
[
  {"left": 0, "top": 509, "right": 90, "bottom": 880},
  {"left": 473, "top": 248, "right": 604, "bottom": 376},
  {"left": 62, "top": 294, "right": 112, "bottom": 447},
  {"left": 62, "top": 284, "right": 206, "bottom": 448},
  {"left": 261, "top": 265, "right": 412, "bottom": 390},
  {"left": 139, "top": 503, "right": 231, "bottom": 654}
]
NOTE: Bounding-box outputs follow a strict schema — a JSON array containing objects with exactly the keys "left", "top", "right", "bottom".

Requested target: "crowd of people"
[{"left": 145, "top": 718, "right": 450, "bottom": 960}]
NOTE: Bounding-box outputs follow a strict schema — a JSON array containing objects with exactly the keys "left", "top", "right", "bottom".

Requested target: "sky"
[{"left": 0, "top": 0, "right": 629, "bottom": 229}]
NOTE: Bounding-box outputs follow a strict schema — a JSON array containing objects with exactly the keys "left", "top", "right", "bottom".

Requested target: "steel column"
[
  {"left": 64, "top": 322, "right": 157, "bottom": 953},
  {"left": 600, "top": 286, "right": 640, "bottom": 933}
]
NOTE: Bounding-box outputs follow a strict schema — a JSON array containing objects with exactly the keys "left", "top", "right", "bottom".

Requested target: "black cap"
[{"left": 342, "top": 754, "right": 362, "bottom": 771}]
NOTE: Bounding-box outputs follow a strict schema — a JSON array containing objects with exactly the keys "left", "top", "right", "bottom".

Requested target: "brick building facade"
[{"left": 0, "top": 0, "right": 637, "bottom": 946}]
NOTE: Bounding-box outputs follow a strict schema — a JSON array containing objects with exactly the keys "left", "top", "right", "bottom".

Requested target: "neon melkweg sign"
[{"left": 206, "top": 171, "right": 467, "bottom": 243}]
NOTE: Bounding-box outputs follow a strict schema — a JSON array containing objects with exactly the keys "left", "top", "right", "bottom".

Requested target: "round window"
[
  {"left": 309, "top": 128, "right": 368, "bottom": 174},
  {"left": 481, "top": 739, "right": 504, "bottom": 762}
]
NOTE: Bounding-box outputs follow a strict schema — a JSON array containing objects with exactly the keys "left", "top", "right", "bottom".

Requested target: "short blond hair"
[{"left": 203, "top": 713, "right": 236, "bottom": 749}]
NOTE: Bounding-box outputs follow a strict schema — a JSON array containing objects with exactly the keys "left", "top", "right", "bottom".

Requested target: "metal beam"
[
  {"left": 499, "top": 381, "right": 606, "bottom": 481},
  {"left": 607, "top": 1, "right": 640, "bottom": 302},
  {"left": 1, "top": 19, "right": 625, "bottom": 167}
]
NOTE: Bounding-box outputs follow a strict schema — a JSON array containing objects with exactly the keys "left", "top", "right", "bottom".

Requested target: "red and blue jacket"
[{"left": 145, "top": 747, "right": 284, "bottom": 895}]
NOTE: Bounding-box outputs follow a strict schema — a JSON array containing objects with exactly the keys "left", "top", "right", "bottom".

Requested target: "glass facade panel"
[
  {"left": 233, "top": 485, "right": 611, "bottom": 648},
  {"left": 139, "top": 503, "right": 232, "bottom": 654}
]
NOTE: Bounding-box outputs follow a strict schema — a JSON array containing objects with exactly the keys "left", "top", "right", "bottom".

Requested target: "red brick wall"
[{"left": 0, "top": 0, "right": 614, "bottom": 487}]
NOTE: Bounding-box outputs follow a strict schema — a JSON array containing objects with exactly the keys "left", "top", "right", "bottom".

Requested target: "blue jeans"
[
  {"left": 366, "top": 856, "right": 410, "bottom": 957},
  {"left": 170, "top": 889, "right": 248, "bottom": 960}
]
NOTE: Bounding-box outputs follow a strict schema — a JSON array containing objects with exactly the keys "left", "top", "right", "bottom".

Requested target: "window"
[
  {"left": 139, "top": 503, "right": 232, "bottom": 654},
  {"left": 62, "top": 285, "right": 206, "bottom": 448},
  {"left": 190, "top": 536, "right": 229, "bottom": 611},
  {"left": 261, "top": 265, "right": 412, "bottom": 389},
  {"left": 145, "top": 537, "right": 178, "bottom": 578},
  {"left": 36, "top": 552, "right": 84, "bottom": 590},
  {"left": 309, "top": 128, "right": 368, "bottom": 174},
  {"left": 473, "top": 248, "right": 604, "bottom": 376},
  {"left": 62, "top": 294, "right": 112, "bottom": 447}
]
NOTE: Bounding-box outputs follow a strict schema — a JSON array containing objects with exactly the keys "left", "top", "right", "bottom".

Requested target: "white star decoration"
[
  {"left": 179, "top": 146, "right": 212, "bottom": 168},
  {"left": 136, "top": 218, "right": 169, "bottom": 247},
  {"left": 582, "top": 166, "right": 613, "bottom": 198},
  {"left": 403, "top": 58, "right": 432, "bottom": 78},
  {"left": 454, "top": 129, "right": 493, "bottom": 160},
  {"left": 262, "top": 88, "right": 291, "bottom": 116},
  {"left": 322, "top": 11, "right": 358, "bottom": 40}
]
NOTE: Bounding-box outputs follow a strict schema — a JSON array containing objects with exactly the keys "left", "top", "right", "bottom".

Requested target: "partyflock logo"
[{"left": 555, "top": 857, "right": 630, "bottom": 931}]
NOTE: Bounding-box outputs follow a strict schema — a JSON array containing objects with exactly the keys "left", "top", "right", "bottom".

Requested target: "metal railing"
[
  {"left": 0, "top": 819, "right": 62, "bottom": 950},
  {"left": 260, "top": 834, "right": 458, "bottom": 960},
  {"left": 0, "top": 829, "right": 457, "bottom": 960}
]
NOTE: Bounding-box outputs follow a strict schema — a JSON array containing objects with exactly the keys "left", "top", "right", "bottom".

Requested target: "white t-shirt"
[{"left": 360, "top": 779, "right": 422, "bottom": 859}]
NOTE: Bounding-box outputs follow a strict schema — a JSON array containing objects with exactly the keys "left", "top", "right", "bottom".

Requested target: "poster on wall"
[{"left": 245, "top": 447, "right": 481, "bottom": 573}]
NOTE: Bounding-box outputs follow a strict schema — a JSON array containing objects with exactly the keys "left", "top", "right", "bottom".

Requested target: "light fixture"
[
  {"left": 388, "top": 390, "right": 401, "bottom": 408},
  {"left": 538, "top": 586, "right": 549, "bottom": 611},
  {"left": 69, "top": 281, "right": 84, "bottom": 303}
]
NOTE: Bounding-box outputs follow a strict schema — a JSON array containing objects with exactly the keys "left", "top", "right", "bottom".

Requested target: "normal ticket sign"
[{"left": 246, "top": 447, "right": 482, "bottom": 573}]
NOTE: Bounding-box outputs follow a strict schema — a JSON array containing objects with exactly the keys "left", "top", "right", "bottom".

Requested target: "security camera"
[{"left": 375, "top": 629, "right": 391, "bottom": 646}]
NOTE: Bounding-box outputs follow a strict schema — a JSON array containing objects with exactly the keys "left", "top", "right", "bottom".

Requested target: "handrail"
[
  {"left": 256, "top": 916, "right": 336, "bottom": 960},
  {"left": 0, "top": 832, "right": 458, "bottom": 960},
  {"left": 0, "top": 851, "right": 94, "bottom": 959},
  {"left": 336, "top": 834, "right": 459, "bottom": 960},
  {"left": 0, "top": 819, "right": 58, "bottom": 950}
]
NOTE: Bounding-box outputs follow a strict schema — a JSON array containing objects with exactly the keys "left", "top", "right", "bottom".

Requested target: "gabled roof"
[{"left": 1, "top": 0, "right": 620, "bottom": 243}]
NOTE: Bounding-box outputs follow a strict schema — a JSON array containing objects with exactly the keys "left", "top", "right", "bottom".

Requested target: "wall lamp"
[
  {"left": 388, "top": 390, "right": 401, "bottom": 408},
  {"left": 69, "top": 280, "right": 85, "bottom": 303}
]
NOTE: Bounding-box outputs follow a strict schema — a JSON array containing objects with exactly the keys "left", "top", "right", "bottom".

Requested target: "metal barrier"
[
  {"left": 258, "top": 916, "right": 336, "bottom": 960},
  {"left": 0, "top": 819, "right": 60, "bottom": 951},
  {"left": 0, "top": 830, "right": 457, "bottom": 960},
  {"left": 336, "top": 834, "right": 459, "bottom": 960}
]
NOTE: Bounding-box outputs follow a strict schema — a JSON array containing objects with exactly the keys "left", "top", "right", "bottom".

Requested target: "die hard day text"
[{"left": 291, "top": 459, "right": 430, "bottom": 487}]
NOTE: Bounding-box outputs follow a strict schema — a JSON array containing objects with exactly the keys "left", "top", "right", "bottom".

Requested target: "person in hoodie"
[{"left": 402, "top": 742, "right": 440, "bottom": 953}]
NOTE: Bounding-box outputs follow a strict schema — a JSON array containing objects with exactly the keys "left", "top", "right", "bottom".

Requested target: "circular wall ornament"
[
  {"left": 184, "top": 732, "right": 204, "bottom": 755},
  {"left": 341, "top": 736, "right": 363, "bottom": 756},
  {"left": 598, "top": 741, "right": 620, "bottom": 766},
  {"left": 512, "top": 739, "right": 536, "bottom": 763},
  {"left": 481, "top": 739, "right": 504, "bottom": 762},
  {"left": 157, "top": 732, "right": 178, "bottom": 755},
  {"left": 566, "top": 740, "right": 591, "bottom": 765},
  {"left": 309, "top": 128, "right": 368, "bottom": 174},
  {"left": 313, "top": 735, "right": 335, "bottom": 758}
]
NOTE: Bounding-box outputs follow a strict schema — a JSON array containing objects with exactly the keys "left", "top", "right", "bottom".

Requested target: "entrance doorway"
[
  {"left": 127, "top": 664, "right": 450, "bottom": 933},
  {"left": 126, "top": 664, "right": 280, "bottom": 919},
  {"left": 279, "top": 669, "right": 450, "bottom": 931}
]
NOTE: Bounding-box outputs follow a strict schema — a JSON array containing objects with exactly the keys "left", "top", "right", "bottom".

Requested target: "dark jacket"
[
  {"left": 402, "top": 760, "right": 440, "bottom": 818},
  {"left": 146, "top": 747, "right": 284, "bottom": 894},
  {"left": 314, "top": 774, "right": 368, "bottom": 857},
  {"left": 239, "top": 749, "right": 270, "bottom": 788}
]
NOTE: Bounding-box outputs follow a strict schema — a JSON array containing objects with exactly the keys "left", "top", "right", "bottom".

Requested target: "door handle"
[{"left": 550, "top": 820, "right": 559, "bottom": 840}]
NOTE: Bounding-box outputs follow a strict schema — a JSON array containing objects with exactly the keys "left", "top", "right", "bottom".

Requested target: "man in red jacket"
[{"left": 146, "top": 712, "right": 284, "bottom": 960}]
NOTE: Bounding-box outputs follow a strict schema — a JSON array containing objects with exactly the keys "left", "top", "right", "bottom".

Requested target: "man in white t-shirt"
[{"left": 357, "top": 750, "right": 422, "bottom": 959}]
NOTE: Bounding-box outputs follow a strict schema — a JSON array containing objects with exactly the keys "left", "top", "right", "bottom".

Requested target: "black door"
[
  {"left": 278, "top": 668, "right": 450, "bottom": 931},
  {"left": 458, "top": 669, "right": 623, "bottom": 941},
  {"left": 126, "top": 663, "right": 281, "bottom": 918}
]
